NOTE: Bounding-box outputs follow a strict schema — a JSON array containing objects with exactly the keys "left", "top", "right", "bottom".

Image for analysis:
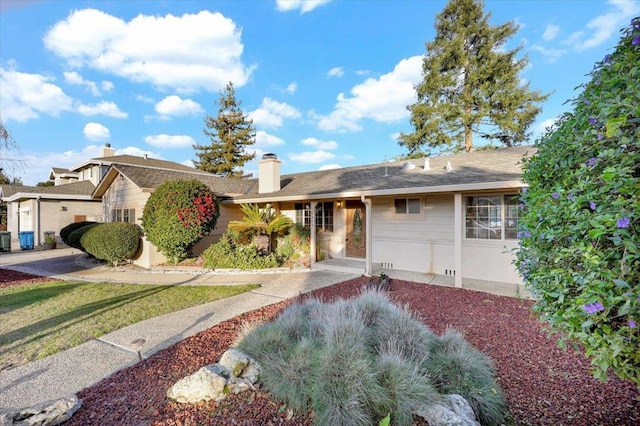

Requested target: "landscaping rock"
[
  {"left": 0, "top": 395, "right": 81, "bottom": 426},
  {"left": 166, "top": 366, "right": 227, "bottom": 403},
  {"left": 414, "top": 394, "right": 480, "bottom": 426},
  {"left": 167, "top": 349, "right": 261, "bottom": 404}
]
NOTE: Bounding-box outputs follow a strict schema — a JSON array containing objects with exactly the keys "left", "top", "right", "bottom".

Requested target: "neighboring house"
[
  {"left": 91, "top": 145, "right": 534, "bottom": 291},
  {"left": 0, "top": 144, "right": 201, "bottom": 249}
]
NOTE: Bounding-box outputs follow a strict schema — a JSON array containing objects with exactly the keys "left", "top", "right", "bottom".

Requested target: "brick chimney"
[
  {"left": 258, "top": 153, "right": 281, "bottom": 193},
  {"left": 101, "top": 143, "right": 115, "bottom": 157}
]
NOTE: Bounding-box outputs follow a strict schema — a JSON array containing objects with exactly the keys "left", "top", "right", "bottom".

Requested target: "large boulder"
[
  {"left": 167, "top": 349, "right": 261, "bottom": 404},
  {"left": 0, "top": 395, "right": 81, "bottom": 426}
]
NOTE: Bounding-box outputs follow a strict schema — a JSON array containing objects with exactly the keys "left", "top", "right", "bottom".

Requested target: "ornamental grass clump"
[
  {"left": 516, "top": 19, "right": 639, "bottom": 388},
  {"left": 236, "top": 289, "right": 506, "bottom": 425}
]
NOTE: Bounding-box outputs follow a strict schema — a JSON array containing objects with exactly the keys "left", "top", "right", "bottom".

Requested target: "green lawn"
[{"left": 0, "top": 280, "right": 259, "bottom": 371}]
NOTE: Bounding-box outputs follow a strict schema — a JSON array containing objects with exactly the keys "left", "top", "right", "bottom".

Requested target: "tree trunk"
[{"left": 465, "top": 125, "right": 473, "bottom": 152}]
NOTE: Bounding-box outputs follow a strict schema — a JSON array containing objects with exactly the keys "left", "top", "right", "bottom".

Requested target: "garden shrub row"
[
  {"left": 202, "top": 230, "right": 279, "bottom": 269},
  {"left": 60, "top": 221, "right": 141, "bottom": 265}
]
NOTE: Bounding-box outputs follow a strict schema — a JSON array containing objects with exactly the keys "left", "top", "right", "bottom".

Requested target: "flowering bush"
[
  {"left": 516, "top": 20, "right": 639, "bottom": 388},
  {"left": 141, "top": 180, "right": 219, "bottom": 263}
]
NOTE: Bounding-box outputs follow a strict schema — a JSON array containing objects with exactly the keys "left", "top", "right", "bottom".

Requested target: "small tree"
[
  {"left": 141, "top": 180, "right": 220, "bottom": 263},
  {"left": 400, "top": 0, "right": 547, "bottom": 154},
  {"left": 228, "top": 203, "right": 293, "bottom": 254},
  {"left": 193, "top": 82, "right": 256, "bottom": 177},
  {"left": 516, "top": 20, "right": 639, "bottom": 388}
]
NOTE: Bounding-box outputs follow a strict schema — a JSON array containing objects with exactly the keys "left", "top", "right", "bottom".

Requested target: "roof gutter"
[{"left": 3, "top": 193, "right": 98, "bottom": 202}]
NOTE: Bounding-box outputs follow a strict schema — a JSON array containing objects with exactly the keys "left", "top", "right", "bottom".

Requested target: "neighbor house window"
[
  {"left": 111, "top": 208, "right": 135, "bottom": 224},
  {"left": 395, "top": 198, "right": 421, "bottom": 214},
  {"left": 315, "top": 202, "right": 334, "bottom": 232},
  {"left": 465, "top": 195, "right": 520, "bottom": 240}
]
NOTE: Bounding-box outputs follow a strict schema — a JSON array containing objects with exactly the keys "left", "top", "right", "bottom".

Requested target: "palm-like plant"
[{"left": 228, "top": 203, "right": 293, "bottom": 254}]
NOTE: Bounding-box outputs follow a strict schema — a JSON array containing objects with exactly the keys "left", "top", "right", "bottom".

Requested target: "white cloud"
[
  {"left": 287, "top": 150, "right": 335, "bottom": 163},
  {"left": 566, "top": 0, "right": 639, "bottom": 51},
  {"left": 276, "top": 0, "right": 331, "bottom": 14},
  {"left": 44, "top": 9, "right": 255, "bottom": 93},
  {"left": 531, "top": 45, "right": 567, "bottom": 63},
  {"left": 77, "top": 101, "right": 128, "bottom": 118},
  {"left": 155, "top": 95, "right": 204, "bottom": 119},
  {"left": 327, "top": 66, "right": 344, "bottom": 78},
  {"left": 318, "top": 163, "right": 341, "bottom": 170},
  {"left": 542, "top": 23, "right": 560, "bottom": 41},
  {"left": 535, "top": 117, "right": 560, "bottom": 135},
  {"left": 0, "top": 67, "right": 74, "bottom": 122},
  {"left": 255, "top": 130, "right": 285, "bottom": 147},
  {"left": 249, "top": 97, "right": 302, "bottom": 128},
  {"left": 301, "top": 137, "right": 337, "bottom": 150},
  {"left": 63, "top": 71, "right": 108, "bottom": 95},
  {"left": 285, "top": 82, "right": 297, "bottom": 94},
  {"left": 317, "top": 55, "right": 423, "bottom": 132},
  {"left": 83, "top": 122, "right": 110, "bottom": 141},
  {"left": 145, "top": 134, "right": 196, "bottom": 148},
  {"left": 135, "top": 94, "right": 154, "bottom": 103}
]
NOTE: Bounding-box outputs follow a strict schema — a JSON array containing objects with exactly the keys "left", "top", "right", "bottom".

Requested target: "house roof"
[
  {"left": 92, "top": 164, "right": 254, "bottom": 199},
  {"left": 1, "top": 181, "right": 98, "bottom": 202},
  {"left": 70, "top": 154, "right": 199, "bottom": 173},
  {"left": 93, "top": 145, "right": 535, "bottom": 203},
  {"left": 235, "top": 145, "right": 536, "bottom": 202}
]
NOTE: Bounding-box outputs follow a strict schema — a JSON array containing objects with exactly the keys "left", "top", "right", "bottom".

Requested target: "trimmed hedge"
[
  {"left": 81, "top": 222, "right": 141, "bottom": 266},
  {"left": 60, "top": 221, "right": 97, "bottom": 246},
  {"left": 67, "top": 223, "right": 99, "bottom": 251}
]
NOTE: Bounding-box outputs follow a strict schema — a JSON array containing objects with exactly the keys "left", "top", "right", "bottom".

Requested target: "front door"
[{"left": 345, "top": 200, "right": 366, "bottom": 258}]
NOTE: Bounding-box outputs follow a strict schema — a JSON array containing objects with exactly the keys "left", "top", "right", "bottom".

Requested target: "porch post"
[
  {"left": 454, "top": 193, "right": 463, "bottom": 288},
  {"left": 310, "top": 201, "right": 317, "bottom": 267},
  {"left": 361, "top": 196, "right": 372, "bottom": 276}
]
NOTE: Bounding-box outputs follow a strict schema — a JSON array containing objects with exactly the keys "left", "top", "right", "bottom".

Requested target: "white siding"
[{"left": 371, "top": 195, "right": 455, "bottom": 274}]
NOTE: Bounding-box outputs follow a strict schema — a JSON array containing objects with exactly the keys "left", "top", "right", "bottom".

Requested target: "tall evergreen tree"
[
  {"left": 194, "top": 82, "right": 256, "bottom": 177},
  {"left": 400, "top": 0, "right": 548, "bottom": 154}
]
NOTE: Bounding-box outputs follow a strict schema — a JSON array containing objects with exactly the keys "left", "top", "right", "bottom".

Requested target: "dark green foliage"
[
  {"left": 201, "top": 230, "right": 279, "bottom": 269},
  {"left": 276, "top": 223, "right": 311, "bottom": 266},
  {"left": 67, "top": 223, "right": 99, "bottom": 251},
  {"left": 60, "top": 221, "right": 97, "bottom": 246},
  {"left": 141, "top": 179, "right": 219, "bottom": 263},
  {"left": 516, "top": 20, "right": 639, "bottom": 388},
  {"left": 236, "top": 290, "right": 506, "bottom": 425},
  {"left": 400, "top": 0, "right": 547, "bottom": 154},
  {"left": 80, "top": 222, "right": 141, "bottom": 266},
  {"left": 193, "top": 82, "right": 255, "bottom": 177}
]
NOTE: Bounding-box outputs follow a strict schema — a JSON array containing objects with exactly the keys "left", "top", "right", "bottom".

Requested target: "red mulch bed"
[
  {"left": 0, "top": 267, "right": 57, "bottom": 288},
  {"left": 3, "top": 270, "right": 639, "bottom": 425}
]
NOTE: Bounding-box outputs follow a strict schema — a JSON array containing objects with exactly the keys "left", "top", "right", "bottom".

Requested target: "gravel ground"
[{"left": 2, "top": 269, "right": 638, "bottom": 425}]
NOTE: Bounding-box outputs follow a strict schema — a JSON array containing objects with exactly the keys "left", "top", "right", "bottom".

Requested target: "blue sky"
[{"left": 1, "top": 0, "right": 638, "bottom": 185}]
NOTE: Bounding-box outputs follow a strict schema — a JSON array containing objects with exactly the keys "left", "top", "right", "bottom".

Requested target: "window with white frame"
[
  {"left": 465, "top": 195, "right": 520, "bottom": 240},
  {"left": 315, "top": 202, "right": 334, "bottom": 232},
  {"left": 295, "top": 202, "right": 333, "bottom": 232},
  {"left": 111, "top": 208, "right": 136, "bottom": 224},
  {"left": 395, "top": 197, "right": 421, "bottom": 214}
]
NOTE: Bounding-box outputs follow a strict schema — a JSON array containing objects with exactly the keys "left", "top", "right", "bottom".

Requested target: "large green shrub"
[
  {"left": 80, "top": 222, "right": 141, "bottom": 266},
  {"left": 236, "top": 290, "right": 505, "bottom": 425},
  {"left": 60, "top": 221, "right": 96, "bottom": 246},
  {"left": 516, "top": 20, "right": 639, "bottom": 387},
  {"left": 202, "top": 230, "right": 279, "bottom": 269},
  {"left": 67, "top": 223, "right": 99, "bottom": 251},
  {"left": 141, "top": 180, "right": 219, "bottom": 263}
]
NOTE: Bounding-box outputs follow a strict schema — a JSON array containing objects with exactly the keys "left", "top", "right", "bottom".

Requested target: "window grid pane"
[{"left": 408, "top": 198, "right": 420, "bottom": 214}]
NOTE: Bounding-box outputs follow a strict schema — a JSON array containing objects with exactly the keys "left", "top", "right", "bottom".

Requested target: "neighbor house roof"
[
  {"left": 92, "top": 164, "right": 254, "bottom": 199},
  {"left": 49, "top": 167, "right": 79, "bottom": 180},
  {"left": 235, "top": 145, "right": 536, "bottom": 202},
  {"left": 70, "top": 154, "right": 199, "bottom": 173},
  {"left": 1, "top": 181, "right": 98, "bottom": 202}
]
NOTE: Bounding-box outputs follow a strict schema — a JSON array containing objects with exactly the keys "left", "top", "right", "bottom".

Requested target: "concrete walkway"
[{"left": 0, "top": 249, "right": 359, "bottom": 409}]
